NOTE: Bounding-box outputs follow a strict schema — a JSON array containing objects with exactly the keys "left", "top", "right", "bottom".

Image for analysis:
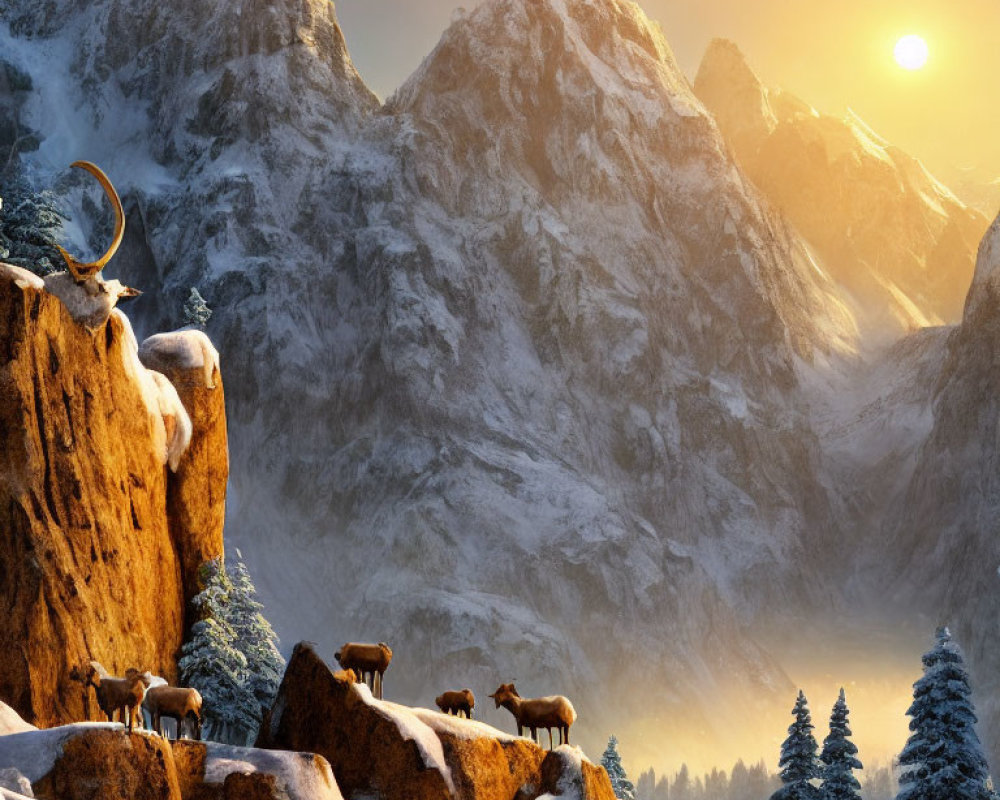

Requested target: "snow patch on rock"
[
  {"left": 351, "top": 683, "right": 457, "bottom": 795},
  {"left": 0, "top": 705, "right": 35, "bottom": 737},
  {"left": 140, "top": 330, "right": 221, "bottom": 389},
  {"left": 0, "top": 723, "right": 123, "bottom": 783},
  {"left": 115, "top": 310, "right": 193, "bottom": 471},
  {"left": 202, "top": 742, "right": 343, "bottom": 800},
  {"left": 0, "top": 263, "right": 45, "bottom": 292}
]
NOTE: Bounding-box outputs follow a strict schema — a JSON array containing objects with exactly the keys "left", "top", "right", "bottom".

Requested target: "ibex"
[
  {"left": 489, "top": 682, "right": 576, "bottom": 749},
  {"left": 335, "top": 642, "right": 392, "bottom": 699}
]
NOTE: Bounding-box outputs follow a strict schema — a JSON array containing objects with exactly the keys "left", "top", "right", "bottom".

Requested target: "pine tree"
[
  {"left": 178, "top": 558, "right": 254, "bottom": 742},
  {"left": 0, "top": 167, "right": 65, "bottom": 276},
  {"left": 896, "top": 627, "right": 991, "bottom": 800},
  {"left": 601, "top": 735, "right": 637, "bottom": 800},
  {"left": 821, "top": 689, "right": 863, "bottom": 800},
  {"left": 673, "top": 764, "right": 692, "bottom": 800},
  {"left": 183, "top": 286, "right": 212, "bottom": 327},
  {"left": 227, "top": 550, "right": 285, "bottom": 737},
  {"left": 772, "top": 691, "right": 821, "bottom": 800},
  {"left": 636, "top": 768, "right": 657, "bottom": 800}
]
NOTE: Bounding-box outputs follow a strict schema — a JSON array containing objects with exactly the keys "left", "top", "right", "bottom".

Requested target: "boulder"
[
  {"left": 31, "top": 729, "right": 181, "bottom": 800},
  {"left": 257, "top": 643, "right": 614, "bottom": 800},
  {"left": 0, "top": 264, "right": 227, "bottom": 727},
  {"left": 171, "top": 740, "right": 341, "bottom": 800}
]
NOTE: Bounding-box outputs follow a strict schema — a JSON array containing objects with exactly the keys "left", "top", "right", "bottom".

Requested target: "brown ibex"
[
  {"left": 489, "top": 682, "right": 576, "bottom": 749},
  {"left": 142, "top": 682, "right": 203, "bottom": 741},
  {"left": 82, "top": 662, "right": 148, "bottom": 732},
  {"left": 435, "top": 689, "right": 475, "bottom": 719},
  {"left": 335, "top": 642, "right": 392, "bottom": 699}
]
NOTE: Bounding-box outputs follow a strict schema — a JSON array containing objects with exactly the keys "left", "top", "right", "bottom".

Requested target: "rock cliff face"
[
  {"left": 878, "top": 213, "right": 1000, "bottom": 748},
  {"left": 257, "top": 643, "right": 614, "bottom": 800},
  {"left": 0, "top": 264, "right": 226, "bottom": 727},
  {"left": 695, "top": 38, "right": 989, "bottom": 340}
]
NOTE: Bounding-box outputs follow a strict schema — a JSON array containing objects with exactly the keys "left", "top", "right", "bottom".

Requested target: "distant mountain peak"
[{"left": 695, "top": 37, "right": 989, "bottom": 338}]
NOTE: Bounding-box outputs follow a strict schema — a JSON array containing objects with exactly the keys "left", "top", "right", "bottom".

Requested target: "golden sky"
[{"left": 336, "top": 0, "right": 1000, "bottom": 212}]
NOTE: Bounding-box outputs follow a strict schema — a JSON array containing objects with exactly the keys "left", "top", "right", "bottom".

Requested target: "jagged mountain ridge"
[
  {"left": 1, "top": 0, "right": 997, "bottom": 771},
  {"left": 694, "top": 38, "right": 989, "bottom": 342}
]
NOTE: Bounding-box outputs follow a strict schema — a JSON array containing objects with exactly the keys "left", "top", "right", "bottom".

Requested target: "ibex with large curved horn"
[
  {"left": 41, "top": 161, "right": 140, "bottom": 326},
  {"left": 56, "top": 160, "right": 126, "bottom": 285}
]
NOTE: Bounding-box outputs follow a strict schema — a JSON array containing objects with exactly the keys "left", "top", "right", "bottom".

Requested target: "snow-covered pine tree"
[
  {"left": 183, "top": 286, "right": 212, "bottom": 328},
  {"left": 178, "top": 558, "right": 255, "bottom": 743},
  {"left": 896, "top": 627, "right": 991, "bottom": 800},
  {"left": 227, "top": 550, "right": 285, "bottom": 739},
  {"left": 820, "top": 689, "right": 863, "bottom": 800},
  {"left": 601, "top": 735, "right": 637, "bottom": 800},
  {"left": 771, "top": 691, "right": 821, "bottom": 800}
]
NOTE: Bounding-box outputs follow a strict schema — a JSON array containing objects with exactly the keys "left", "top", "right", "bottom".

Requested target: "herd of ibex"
[
  {"left": 71, "top": 661, "right": 203, "bottom": 740},
  {"left": 335, "top": 641, "right": 578, "bottom": 748}
]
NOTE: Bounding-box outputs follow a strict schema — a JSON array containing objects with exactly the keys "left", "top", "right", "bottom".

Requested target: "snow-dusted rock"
[
  {"left": 171, "top": 739, "right": 342, "bottom": 800},
  {"left": 257, "top": 642, "right": 614, "bottom": 800},
  {"left": 0, "top": 768, "right": 32, "bottom": 798}
]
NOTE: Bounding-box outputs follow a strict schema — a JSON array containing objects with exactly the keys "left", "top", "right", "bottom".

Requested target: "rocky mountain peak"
[
  {"left": 693, "top": 38, "right": 777, "bottom": 155},
  {"left": 695, "top": 38, "right": 989, "bottom": 340}
]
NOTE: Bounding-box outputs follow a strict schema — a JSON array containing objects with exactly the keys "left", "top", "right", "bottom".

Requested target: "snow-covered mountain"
[
  {"left": 2, "top": 0, "right": 998, "bottom": 771},
  {"left": 695, "top": 39, "right": 989, "bottom": 342}
]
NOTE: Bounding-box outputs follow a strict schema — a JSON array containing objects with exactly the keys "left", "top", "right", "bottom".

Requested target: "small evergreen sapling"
[
  {"left": 183, "top": 286, "right": 212, "bottom": 328},
  {"left": 771, "top": 691, "right": 821, "bottom": 800},
  {"left": 601, "top": 734, "right": 637, "bottom": 800},
  {"left": 895, "top": 627, "right": 991, "bottom": 800},
  {"left": 820, "top": 689, "right": 863, "bottom": 800}
]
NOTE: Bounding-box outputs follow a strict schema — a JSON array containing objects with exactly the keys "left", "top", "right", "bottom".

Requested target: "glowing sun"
[{"left": 894, "top": 35, "right": 929, "bottom": 70}]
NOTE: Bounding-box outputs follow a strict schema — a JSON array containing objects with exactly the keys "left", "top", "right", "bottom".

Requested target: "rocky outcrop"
[
  {"left": 32, "top": 730, "right": 182, "bottom": 800},
  {"left": 140, "top": 331, "right": 227, "bottom": 615},
  {"left": 172, "top": 740, "right": 341, "bottom": 800},
  {"left": 0, "top": 717, "right": 338, "bottom": 800},
  {"left": 695, "top": 38, "right": 989, "bottom": 339},
  {"left": 257, "top": 643, "right": 615, "bottom": 800},
  {"left": 0, "top": 264, "right": 226, "bottom": 727}
]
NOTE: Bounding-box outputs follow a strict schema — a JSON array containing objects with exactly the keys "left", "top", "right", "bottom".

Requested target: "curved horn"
[{"left": 56, "top": 161, "right": 125, "bottom": 280}]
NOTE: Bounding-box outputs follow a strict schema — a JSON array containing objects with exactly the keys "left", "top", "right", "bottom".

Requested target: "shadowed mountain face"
[
  {"left": 2, "top": 0, "right": 999, "bottom": 770},
  {"left": 695, "top": 38, "right": 989, "bottom": 342}
]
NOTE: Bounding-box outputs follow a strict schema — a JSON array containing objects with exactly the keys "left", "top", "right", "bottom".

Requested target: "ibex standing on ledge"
[
  {"left": 335, "top": 642, "right": 392, "bottom": 699},
  {"left": 489, "top": 682, "right": 576, "bottom": 749}
]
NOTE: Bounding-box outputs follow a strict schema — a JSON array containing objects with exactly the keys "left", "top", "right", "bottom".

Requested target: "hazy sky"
[{"left": 335, "top": 0, "right": 1000, "bottom": 203}]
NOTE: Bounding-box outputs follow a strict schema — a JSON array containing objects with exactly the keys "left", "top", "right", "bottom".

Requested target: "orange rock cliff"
[{"left": 0, "top": 263, "right": 227, "bottom": 727}]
